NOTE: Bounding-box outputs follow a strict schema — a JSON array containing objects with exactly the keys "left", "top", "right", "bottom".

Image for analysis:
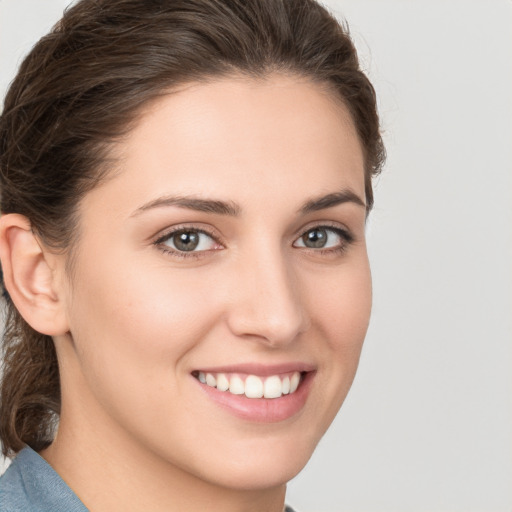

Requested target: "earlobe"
[{"left": 0, "top": 213, "right": 69, "bottom": 336}]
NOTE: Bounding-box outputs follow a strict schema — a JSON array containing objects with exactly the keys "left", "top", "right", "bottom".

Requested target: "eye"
[
  {"left": 156, "top": 228, "right": 220, "bottom": 253},
  {"left": 293, "top": 226, "right": 351, "bottom": 250}
]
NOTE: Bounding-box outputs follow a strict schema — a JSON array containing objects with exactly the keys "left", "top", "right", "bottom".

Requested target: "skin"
[{"left": 2, "top": 74, "right": 371, "bottom": 512}]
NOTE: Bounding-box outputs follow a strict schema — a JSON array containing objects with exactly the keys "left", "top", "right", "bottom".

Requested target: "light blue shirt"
[
  {"left": 0, "top": 446, "right": 87, "bottom": 511},
  {"left": 1, "top": 446, "right": 298, "bottom": 511}
]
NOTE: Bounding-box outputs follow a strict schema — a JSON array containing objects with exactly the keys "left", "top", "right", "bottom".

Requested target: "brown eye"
[
  {"left": 293, "top": 226, "right": 350, "bottom": 251},
  {"left": 172, "top": 231, "right": 200, "bottom": 251},
  {"left": 159, "top": 229, "right": 218, "bottom": 253},
  {"left": 301, "top": 228, "right": 328, "bottom": 248}
]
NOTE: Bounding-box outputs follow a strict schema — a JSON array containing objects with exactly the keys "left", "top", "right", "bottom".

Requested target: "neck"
[{"left": 41, "top": 403, "right": 287, "bottom": 512}]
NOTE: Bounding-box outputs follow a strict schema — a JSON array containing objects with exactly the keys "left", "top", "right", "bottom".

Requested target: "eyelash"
[
  {"left": 153, "top": 223, "right": 354, "bottom": 260},
  {"left": 153, "top": 224, "right": 222, "bottom": 260},
  {"left": 294, "top": 224, "right": 354, "bottom": 256}
]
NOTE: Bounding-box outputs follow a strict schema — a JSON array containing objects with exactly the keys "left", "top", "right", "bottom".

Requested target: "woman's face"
[{"left": 57, "top": 74, "right": 371, "bottom": 490}]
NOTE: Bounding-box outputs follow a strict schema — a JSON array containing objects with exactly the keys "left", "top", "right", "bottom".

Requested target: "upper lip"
[{"left": 193, "top": 362, "right": 316, "bottom": 376}]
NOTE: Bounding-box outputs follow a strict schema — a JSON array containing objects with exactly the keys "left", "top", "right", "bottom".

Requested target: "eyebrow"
[
  {"left": 131, "top": 195, "right": 241, "bottom": 217},
  {"left": 131, "top": 188, "right": 365, "bottom": 218},
  {"left": 299, "top": 190, "right": 366, "bottom": 213}
]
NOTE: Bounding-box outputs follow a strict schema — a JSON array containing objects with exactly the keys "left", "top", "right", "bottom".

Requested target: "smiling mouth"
[{"left": 192, "top": 370, "right": 306, "bottom": 399}]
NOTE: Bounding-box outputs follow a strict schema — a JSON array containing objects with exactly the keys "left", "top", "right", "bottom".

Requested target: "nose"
[{"left": 225, "top": 247, "right": 309, "bottom": 347}]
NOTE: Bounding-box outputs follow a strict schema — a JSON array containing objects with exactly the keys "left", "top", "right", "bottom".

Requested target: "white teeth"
[
  {"left": 245, "top": 375, "right": 264, "bottom": 398},
  {"left": 290, "top": 372, "right": 300, "bottom": 393},
  {"left": 205, "top": 373, "right": 217, "bottom": 387},
  {"left": 229, "top": 376, "right": 245, "bottom": 395},
  {"left": 216, "top": 373, "right": 229, "bottom": 392},
  {"left": 263, "top": 375, "right": 282, "bottom": 399},
  {"left": 281, "top": 376, "right": 290, "bottom": 395},
  {"left": 198, "top": 370, "right": 303, "bottom": 399}
]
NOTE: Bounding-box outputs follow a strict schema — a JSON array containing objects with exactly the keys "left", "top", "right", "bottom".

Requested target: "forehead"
[{"left": 84, "top": 73, "right": 365, "bottom": 217}]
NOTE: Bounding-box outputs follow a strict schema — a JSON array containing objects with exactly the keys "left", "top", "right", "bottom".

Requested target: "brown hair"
[{"left": 0, "top": 0, "right": 385, "bottom": 457}]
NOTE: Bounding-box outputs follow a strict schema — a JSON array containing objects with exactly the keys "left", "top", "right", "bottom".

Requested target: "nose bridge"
[{"left": 226, "top": 242, "right": 308, "bottom": 346}]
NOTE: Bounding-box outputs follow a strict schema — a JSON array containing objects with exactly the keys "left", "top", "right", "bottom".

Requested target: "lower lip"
[{"left": 195, "top": 372, "right": 315, "bottom": 423}]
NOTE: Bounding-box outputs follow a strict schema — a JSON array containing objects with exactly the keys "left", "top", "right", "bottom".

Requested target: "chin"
[
  {"left": 201, "top": 451, "right": 310, "bottom": 492},
  {"left": 184, "top": 424, "right": 324, "bottom": 492}
]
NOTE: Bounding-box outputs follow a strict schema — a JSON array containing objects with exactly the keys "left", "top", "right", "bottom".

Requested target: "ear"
[{"left": 0, "top": 213, "right": 69, "bottom": 336}]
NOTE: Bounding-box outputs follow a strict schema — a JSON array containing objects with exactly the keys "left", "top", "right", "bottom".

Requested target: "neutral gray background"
[{"left": 1, "top": 1, "right": 511, "bottom": 511}]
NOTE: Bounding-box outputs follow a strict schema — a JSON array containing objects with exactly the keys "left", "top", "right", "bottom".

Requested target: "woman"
[{"left": 0, "top": 0, "right": 384, "bottom": 510}]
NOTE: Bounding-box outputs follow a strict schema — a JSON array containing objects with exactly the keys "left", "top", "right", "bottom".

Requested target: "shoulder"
[
  {"left": 1, "top": 449, "right": 34, "bottom": 512},
  {"left": 0, "top": 447, "right": 88, "bottom": 512}
]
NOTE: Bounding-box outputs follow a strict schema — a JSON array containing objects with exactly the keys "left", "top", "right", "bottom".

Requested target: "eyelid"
[
  {"left": 152, "top": 223, "right": 225, "bottom": 258},
  {"left": 292, "top": 222, "right": 354, "bottom": 254},
  {"left": 294, "top": 221, "right": 353, "bottom": 241},
  {"left": 153, "top": 223, "right": 223, "bottom": 244}
]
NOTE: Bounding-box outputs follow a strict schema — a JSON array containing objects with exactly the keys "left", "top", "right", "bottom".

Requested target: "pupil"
[
  {"left": 173, "top": 231, "right": 199, "bottom": 251},
  {"left": 304, "top": 228, "right": 327, "bottom": 248}
]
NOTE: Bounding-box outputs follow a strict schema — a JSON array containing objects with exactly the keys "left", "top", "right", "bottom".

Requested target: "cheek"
[
  {"left": 308, "top": 258, "right": 372, "bottom": 350},
  {"left": 303, "top": 257, "right": 371, "bottom": 425},
  {"left": 63, "top": 256, "right": 226, "bottom": 455},
  {"left": 66, "top": 255, "right": 220, "bottom": 393}
]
